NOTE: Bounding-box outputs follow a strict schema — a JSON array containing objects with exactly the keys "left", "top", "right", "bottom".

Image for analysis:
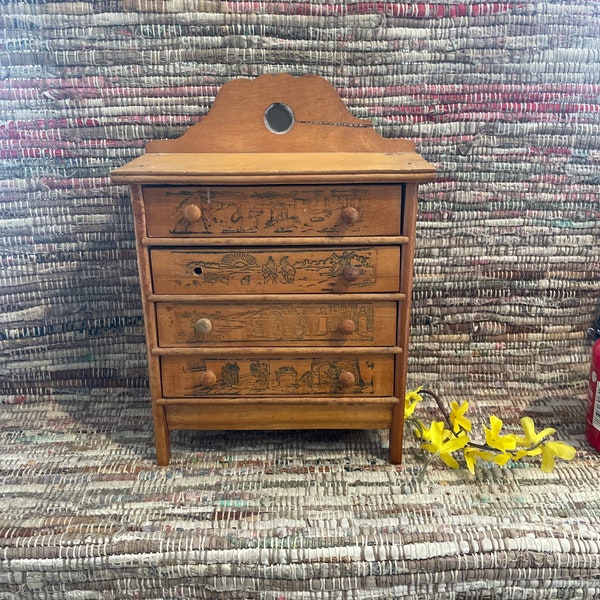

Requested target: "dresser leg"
[
  {"left": 389, "top": 405, "right": 405, "bottom": 464},
  {"left": 153, "top": 404, "right": 171, "bottom": 466}
]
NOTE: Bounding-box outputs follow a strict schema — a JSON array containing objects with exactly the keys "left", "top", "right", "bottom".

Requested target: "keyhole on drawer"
[{"left": 193, "top": 266, "right": 203, "bottom": 276}]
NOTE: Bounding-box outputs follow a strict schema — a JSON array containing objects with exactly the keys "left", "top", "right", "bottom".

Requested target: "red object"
[{"left": 586, "top": 338, "right": 600, "bottom": 451}]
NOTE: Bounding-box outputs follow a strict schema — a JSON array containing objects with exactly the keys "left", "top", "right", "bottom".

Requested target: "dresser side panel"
[
  {"left": 390, "top": 182, "right": 419, "bottom": 463},
  {"left": 131, "top": 184, "right": 170, "bottom": 464}
]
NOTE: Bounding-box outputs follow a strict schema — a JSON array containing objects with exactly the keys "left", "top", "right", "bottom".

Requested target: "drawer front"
[
  {"left": 143, "top": 184, "right": 402, "bottom": 238},
  {"left": 161, "top": 354, "right": 394, "bottom": 397},
  {"left": 150, "top": 246, "right": 400, "bottom": 295},
  {"left": 156, "top": 301, "right": 397, "bottom": 347}
]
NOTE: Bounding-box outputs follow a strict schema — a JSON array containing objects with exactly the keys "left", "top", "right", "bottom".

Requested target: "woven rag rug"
[
  {"left": 1, "top": 0, "right": 600, "bottom": 597},
  {"left": 1, "top": 388, "right": 598, "bottom": 598}
]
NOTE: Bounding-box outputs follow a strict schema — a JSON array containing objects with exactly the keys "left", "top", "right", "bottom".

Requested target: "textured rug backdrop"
[{"left": 1, "top": 1, "right": 600, "bottom": 598}]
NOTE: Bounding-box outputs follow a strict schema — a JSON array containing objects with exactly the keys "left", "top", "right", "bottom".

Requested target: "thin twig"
[{"left": 419, "top": 388, "right": 452, "bottom": 430}]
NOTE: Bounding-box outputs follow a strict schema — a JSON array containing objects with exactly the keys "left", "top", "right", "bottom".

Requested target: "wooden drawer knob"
[
  {"left": 338, "top": 371, "right": 355, "bottom": 388},
  {"left": 199, "top": 370, "right": 217, "bottom": 387},
  {"left": 340, "top": 206, "right": 359, "bottom": 225},
  {"left": 342, "top": 265, "right": 361, "bottom": 282},
  {"left": 337, "top": 319, "right": 356, "bottom": 335},
  {"left": 194, "top": 317, "right": 213, "bottom": 335},
  {"left": 183, "top": 203, "right": 202, "bottom": 222}
]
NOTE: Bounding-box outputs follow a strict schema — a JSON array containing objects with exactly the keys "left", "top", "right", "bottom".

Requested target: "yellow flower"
[
  {"left": 515, "top": 417, "right": 555, "bottom": 447},
  {"left": 449, "top": 400, "right": 472, "bottom": 433},
  {"left": 512, "top": 417, "right": 556, "bottom": 458},
  {"left": 421, "top": 421, "right": 470, "bottom": 469},
  {"left": 404, "top": 386, "right": 424, "bottom": 418},
  {"left": 540, "top": 441, "right": 577, "bottom": 473},
  {"left": 484, "top": 415, "right": 517, "bottom": 452},
  {"left": 463, "top": 447, "right": 512, "bottom": 475},
  {"left": 464, "top": 448, "right": 495, "bottom": 475}
]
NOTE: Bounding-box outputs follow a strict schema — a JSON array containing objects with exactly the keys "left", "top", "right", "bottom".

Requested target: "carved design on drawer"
[
  {"left": 157, "top": 302, "right": 397, "bottom": 346},
  {"left": 156, "top": 301, "right": 397, "bottom": 346},
  {"left": 150, "top": 247, "right": 400, "bottom": 294},
  {"left": 161, "top": 355, "right": 394, "bottom": 397},
  {"left": 143, "top": 184, "right": 401, "bottom": 238}
]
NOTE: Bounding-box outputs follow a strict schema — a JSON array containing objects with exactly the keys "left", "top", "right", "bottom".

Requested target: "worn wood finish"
[
  {"left": 153, "top": 346, "right": 402, "bottom": 356},
  {"left": 129, "top": 185, "right": 171, "bottom": 465},
  {"left": 111, "top": 73, "right": 435, "bottom": 465},
  {"left": 150, "top": 246, "right": 401, "bottom": 295},
  {"left": 143, "top": 184, "right": 402, "bottom": 238},
  {"left": 148, "top": 292, "right": 407, "bottom": 303},
  {"left": 111, "top": 152, "right": 435, "bottom": 185},
  {"left": 142, "top": 235, "right": 409, "bottom": 247},
  {"left": 156, "top": 301, "right": 398, "bottom": 347},
  {"left": 165, "top": 403, "right": 395, "bottom": 431},
  {"left": 390, "top": 183, "right": 419, "bottom": 464},
  {"left": 156, "top": 396, "right": 400, "bottom": 406},
  {"left": 142, "top": 74, "right": 415, "bottom": 154},
  {"left": 161, "top": 354, "right": 395, "bottom": 398}
]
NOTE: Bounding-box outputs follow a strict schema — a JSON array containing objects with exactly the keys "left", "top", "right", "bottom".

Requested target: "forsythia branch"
[{"left": 404, "top": 387, "right": 576, "bottom": 475}]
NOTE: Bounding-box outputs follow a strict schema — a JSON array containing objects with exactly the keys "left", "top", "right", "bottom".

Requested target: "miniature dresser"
[{"left": 111, "top": 74, "right": 435, "bottom": 465}]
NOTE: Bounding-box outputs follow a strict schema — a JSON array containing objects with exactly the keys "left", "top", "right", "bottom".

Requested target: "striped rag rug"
[{"left": 1, "top": 0, "right": 600, "bottom": 597}]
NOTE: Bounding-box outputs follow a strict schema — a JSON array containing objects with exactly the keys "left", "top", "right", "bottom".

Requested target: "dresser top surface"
[{"left": 111, "top": 151, "right": 435, "bottom": 185}]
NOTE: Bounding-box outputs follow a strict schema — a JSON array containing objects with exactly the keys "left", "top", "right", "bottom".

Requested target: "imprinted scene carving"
[
  {"left": 169, "top": 186, "right": 368, "bottom": 235},
  {"left": 173, "top": 303, "right": 375, "bottom": 343},
  {"left": 180, "top": 248, "right": 377, "bottom": 292},
  {"left": 183, "top": 357, "right": 376, "bottom": 396}
]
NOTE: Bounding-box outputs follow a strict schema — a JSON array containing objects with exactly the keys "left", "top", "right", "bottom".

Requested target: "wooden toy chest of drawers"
[{"left": 111, "top": 74, "right": 435, "bottom": 465}]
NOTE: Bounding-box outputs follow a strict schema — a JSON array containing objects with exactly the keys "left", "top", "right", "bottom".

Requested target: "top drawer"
[{"left": 142, "top": 184, "right": 402, "bottom": 238}]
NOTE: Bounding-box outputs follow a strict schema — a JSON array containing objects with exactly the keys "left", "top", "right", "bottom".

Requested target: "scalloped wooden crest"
[{"left": 146, "top": 74, "right": 415, "bottom": 153}]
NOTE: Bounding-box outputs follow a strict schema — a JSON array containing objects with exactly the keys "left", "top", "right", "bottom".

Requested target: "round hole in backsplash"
[{"left": 264, "top": 102, "right": 295, "bottom": 134}]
